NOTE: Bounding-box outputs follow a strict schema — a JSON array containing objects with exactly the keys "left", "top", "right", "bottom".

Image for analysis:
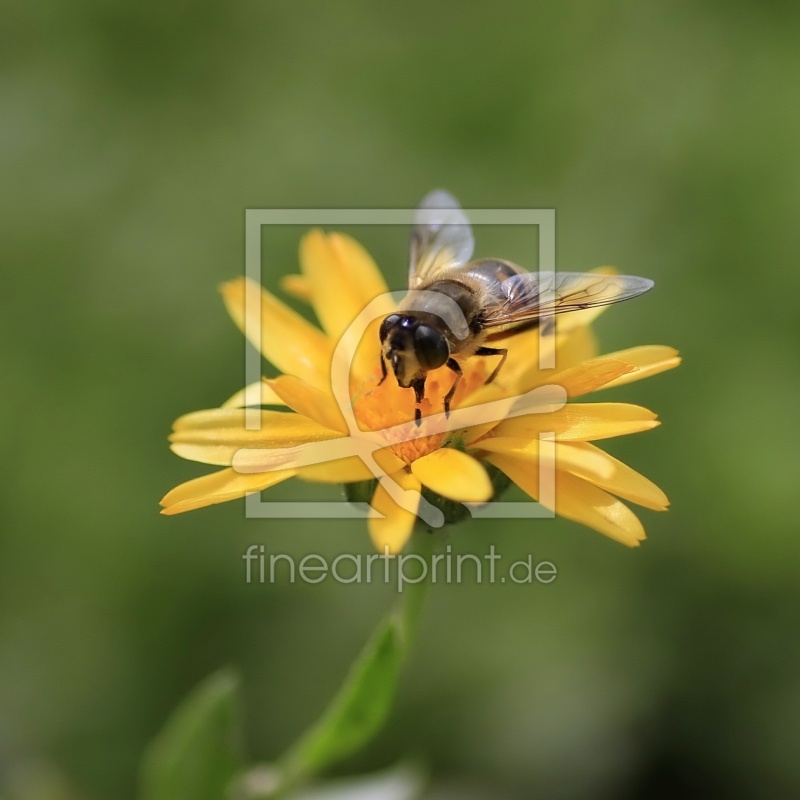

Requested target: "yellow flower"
[{"left": 160, "top": 231, "right": 680, "bottom": 553}]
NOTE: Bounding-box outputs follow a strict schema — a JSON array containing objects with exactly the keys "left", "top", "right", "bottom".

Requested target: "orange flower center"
[{"left": 351, "top": 361, "right": 490, "bottom": 464}]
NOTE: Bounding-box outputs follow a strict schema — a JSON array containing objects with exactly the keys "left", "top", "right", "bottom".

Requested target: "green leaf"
[
  {"left": 140, "top": 669, "right": 243, "bottom": 800},
  {"left": 277, "top": 617, "right": 403, "bottom": 791}
]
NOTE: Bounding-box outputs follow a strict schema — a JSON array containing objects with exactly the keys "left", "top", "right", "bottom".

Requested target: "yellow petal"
[
  {"left": 172, "top": 408, "right": 340, "bottom": 440},
  {"left": 410, "top": 448, "right": 493, "bottom": 503},
  {"left": 598, "top": 346, "right": 681, "bottom": 388},
  {"left": 300, "top": 231, "right": 394, "bottom": 381},
  {"left": 551, "top": 470, "right": 646, "bottom": 546},
  {"left": 471, "top": 357, "right": 634, "bottom": 407},
  {"left": 461, "top": 420, "right": 504, "bottom": 446},
  {"left": 220, "top": 277, "right": 332, "bottom": 388},
  {"left": 160, "top": 467, "right": 295, "bottom": 515},
  {"left": 483, "top": 325, "right": 547, "bottom": 387},
  {"left": 169, "top": 442, "right": 238, "bottom": 467},
  {"left": 230, "top": 434, "right": 407, "bottom": 478},
  {"left": 492, "top": 402, "right": 659, "bottom": 442},
  {"left": 545, "top": 359, "right": 636, "bottom": 397},
  {"left": 459, "top": 382, "right": 568, "bottom": 443},
  {"left": 221, "top": 380, "right": 285, "bottom": 409},
  {"left": 169, "top": 409, "right": 343, "bottom": 466},
  {"left": 557, "top": 442, "right": 669, "bottom": 510},
  {"left": 486, "top": 453, "right": 646, "bottom": 546},
  {"left": 350, "top": 316, "right": 387, "bottom": 385},
  {"left": 482, "top": 315, "right": 598, "bottom": 391},
  {"left": 372, "top": 446, "right": 408, "bottom": 477},
  {"left": 266, "top": 375, "right": 347, "bottom": 433},
  {"left": 280, "top": 274, "right": 313, "bottom": 302},
  {"left": 368, "top": 468, "right": 421, "bottom": 554},
  {"left": 553, "top": 324, "right": 599, "bottom": 369},
  {"left": 328, "top": 233, "right": 392, "bottom": 307},
  {"left": 300, "top": 231, "right": 392, "bottom": 337},
  {"left": 478, "top": 437, "right": 613, "bottom": 483},
  {"left": 297, "top": 456, "right": 376, "bottom": 483}
]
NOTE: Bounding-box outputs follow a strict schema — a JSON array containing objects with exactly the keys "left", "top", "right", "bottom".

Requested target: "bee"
[{"left": 379, "top": 190, "right": 655, "bottom": 425}]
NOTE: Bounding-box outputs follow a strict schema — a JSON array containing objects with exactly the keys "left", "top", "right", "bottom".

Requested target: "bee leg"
[
  {"left": 475, "top": 346, "right": 508, "bottom": 384},
  {"left": 378, "top": 353, "right": 388, "bottom": 385},
  {"left": 443, "top": 358, "right": 463, "bottom": 418},
  {"left": 411, "top": 376, "right": 427, "bottom": 427}
]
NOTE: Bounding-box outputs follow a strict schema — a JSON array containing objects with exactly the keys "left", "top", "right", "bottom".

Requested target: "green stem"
[{"left": 393, "top": 531, "right": 433, "bottom": 645}]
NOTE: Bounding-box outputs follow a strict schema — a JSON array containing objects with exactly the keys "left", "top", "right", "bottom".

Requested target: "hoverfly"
[{"left": 379, "top": 190, "right": 654, "bottom": 424}]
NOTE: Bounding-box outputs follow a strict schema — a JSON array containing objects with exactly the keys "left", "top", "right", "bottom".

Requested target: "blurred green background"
[{"left": 3, "top": 0, "right": 799, "bottom": 797}]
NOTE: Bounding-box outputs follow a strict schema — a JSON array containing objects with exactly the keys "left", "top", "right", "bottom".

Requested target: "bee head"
[{"left": 379, "top": 314, "right": 450, "bottom": 387}]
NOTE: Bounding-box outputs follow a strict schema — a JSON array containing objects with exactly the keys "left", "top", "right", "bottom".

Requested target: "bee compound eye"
[
  {"left": 414, "top": 325, "right": 449, "bottom": 370},
  {"left": 380, "top": 314, "right": 401, "bottom": 340}
]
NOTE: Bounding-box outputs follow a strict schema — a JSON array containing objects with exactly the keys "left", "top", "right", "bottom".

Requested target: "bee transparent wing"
[
  {"left": 482, "top": 270, "right": 654, "bottom": 331},
  {"left": 409, "top": 190, "right": 475, "bottom": 288}
]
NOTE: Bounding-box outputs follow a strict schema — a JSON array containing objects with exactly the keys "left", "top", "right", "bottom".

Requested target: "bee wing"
[
  {"left": 482, "top": 270, "right": 654, "bottom": 332},
  {"left": 409, "top": 190, "right": 475, "bottom": 288}
]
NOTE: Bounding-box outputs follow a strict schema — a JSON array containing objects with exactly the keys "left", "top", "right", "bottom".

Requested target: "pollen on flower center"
[{"left": 350, "top": 361, "right": 490, "bottom": 464}]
